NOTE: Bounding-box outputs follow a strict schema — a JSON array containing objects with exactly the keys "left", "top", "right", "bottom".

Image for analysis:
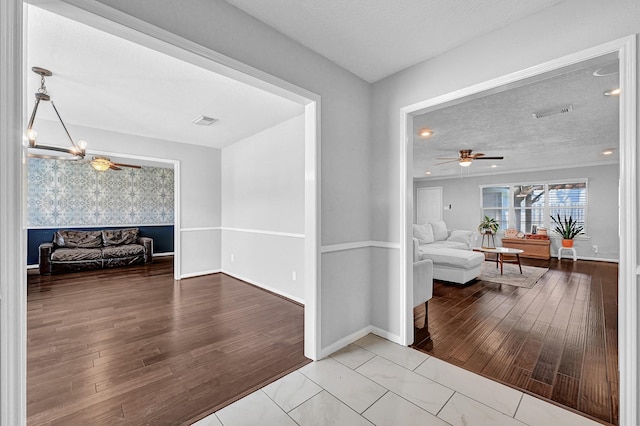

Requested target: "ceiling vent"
[
  {"left": 532, "top": 105, "right": 573, "bottom": 119},
  {"left": 192, "top": 115, "right": 218, "bottom": 126}
]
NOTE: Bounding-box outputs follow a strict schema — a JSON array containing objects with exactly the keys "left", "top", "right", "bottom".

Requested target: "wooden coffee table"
[{"left": 476, "top": 247, "right": 524, "bottom": 275}]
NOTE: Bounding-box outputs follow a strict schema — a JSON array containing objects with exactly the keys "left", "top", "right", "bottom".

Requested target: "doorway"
[
  {"left": 400, "top": 37, "right": 636, "bottom": 424},
  {"left": 1, "top": 0, "right": 321, "bottom": 424}
]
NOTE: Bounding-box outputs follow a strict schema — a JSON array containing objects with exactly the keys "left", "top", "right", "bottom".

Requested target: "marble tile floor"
[{"left": 193, "top": 334, "right": 601, "bottom": 426}]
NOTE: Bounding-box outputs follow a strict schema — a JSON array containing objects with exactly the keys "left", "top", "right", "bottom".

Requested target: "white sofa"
[{"left": 413, "top": 221, "right": 485, "bottom": 285}]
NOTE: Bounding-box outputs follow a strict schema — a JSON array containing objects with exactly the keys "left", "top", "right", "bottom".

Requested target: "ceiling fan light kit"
[
  {"left": 436, "top": 149, "right": 504, "bottom": 167},
  {"left": 25, "top": 67, "right": 88, "bottom": 160},
  {"left": 89, "top": 156, "right": 142, "bottom": 172}
]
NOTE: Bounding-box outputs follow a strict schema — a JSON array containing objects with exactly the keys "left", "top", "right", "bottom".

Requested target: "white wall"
[
  {"left": 414, "top": 165, "right": 620, "bottom": 260},
  {"left": 34, "top": 120, "right": 222, "bottom": 276},
  {"left": 221, "top": 115, "right": 305, "bottom": 302}
]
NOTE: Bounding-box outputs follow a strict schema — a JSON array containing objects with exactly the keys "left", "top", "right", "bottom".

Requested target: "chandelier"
[{"left": 25, "top": 67, "right": 87, "bottom": 159}]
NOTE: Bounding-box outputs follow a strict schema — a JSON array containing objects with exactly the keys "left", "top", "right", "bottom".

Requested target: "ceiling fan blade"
[
  {"left": 474, "top": 156, "right": 504, "bottom": 160},
  {"left": 470, "top": 153, "right": 485, "bottom": 158},
  {"left": 109, "top": 165, "right": 122, "bottom": 171},
  {"left": 113, "top": 163, "right": 142, "bottom": 169},
  {"left": 436, "top": 159, "right": 461, "bottom": 166},
  {"left": 435, "top": 157, "right": 460, "bottom": 160}
]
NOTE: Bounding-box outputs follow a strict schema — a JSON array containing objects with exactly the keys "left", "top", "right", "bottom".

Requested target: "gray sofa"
[
  {"left": 413, "top": 221, "right": 484, "bottom": 285},
  {"left": 39, "top": 228, "right": 153, "bottom": 275}
]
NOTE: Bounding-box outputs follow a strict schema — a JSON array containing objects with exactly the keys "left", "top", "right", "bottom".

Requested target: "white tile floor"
[{"left": 193, "top": 334, "right": 601, "bottom": 426}]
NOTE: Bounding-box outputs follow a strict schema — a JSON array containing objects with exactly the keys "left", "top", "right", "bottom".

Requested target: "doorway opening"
[
  {"left": 3, "top": 0, "right": 321, "bottom": 424},
  {"left": 400, "top": 37, "right": 636, "bottom": 424}
]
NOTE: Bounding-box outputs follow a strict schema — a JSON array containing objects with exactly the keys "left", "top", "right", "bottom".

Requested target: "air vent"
[
  {"left": 192, "top": 115, "right": 218, "bottom": 126},
  {"left": 532, "top": 105, "right": 573, "bottom": 119}
]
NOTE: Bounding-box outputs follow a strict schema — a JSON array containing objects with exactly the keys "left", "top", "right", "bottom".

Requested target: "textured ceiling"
[
  {"left": 26, "top": 5, "right": 304, "bottom": 151},
  {"left": 224, "top": 0, "right": 563, "bottom": 82},
  {"left": 412, "top": 55, "right": 620, "bottom": 179}
]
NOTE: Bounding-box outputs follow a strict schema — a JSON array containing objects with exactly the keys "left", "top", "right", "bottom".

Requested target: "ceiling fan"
[
  {"left": 436, "top": 149, "right": 504, "bottom": 167},
  {"left": 87, "top": 156, "right": 142, "bottom": 172}
]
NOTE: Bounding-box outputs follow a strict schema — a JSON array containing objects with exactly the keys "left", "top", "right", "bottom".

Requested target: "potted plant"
[
  {"left": 550, "top": 214, "right": 584, "bottom": 247},
  {"left": 478, "top": 215, "right": 499, "bottom": 234}
]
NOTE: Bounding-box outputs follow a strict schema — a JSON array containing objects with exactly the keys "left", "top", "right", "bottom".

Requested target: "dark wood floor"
[
  {"left": 27, "top": 257, "right": 309, "bottom": 425},
  {"left": 414, "top": 258, "right": 618, "bottom": 425}
]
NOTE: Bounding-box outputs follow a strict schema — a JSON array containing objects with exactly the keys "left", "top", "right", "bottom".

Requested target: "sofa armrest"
[
  {"left": 39, "top": 242, "right": 54, "bottom": 275},
  {"left": 138, "top": 237, "right": 153, "bottom": 263},
  {"left": 412, "top": 238, "right": 421, "bottom": 262},
  {"left": 413, "top": 258, "right": 434, "bottom": 307}
]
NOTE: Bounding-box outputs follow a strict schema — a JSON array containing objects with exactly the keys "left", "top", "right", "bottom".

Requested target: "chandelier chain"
[{"left": 38, "top": 75, "right": 47, "bottom": 95}]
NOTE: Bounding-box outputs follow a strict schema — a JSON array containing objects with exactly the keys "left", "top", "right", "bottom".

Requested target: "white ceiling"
[
  {"left": 224, "top": 0, "right": 564, "bottom": 83},
  {"left": 26, "top": 5, "right": 304, "bottom": 152},
  {"left": 412, "top": 55, "right": 620, "bottom": 179}
]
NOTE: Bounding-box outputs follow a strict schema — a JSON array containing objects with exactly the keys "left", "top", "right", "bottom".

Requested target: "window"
[{"left": 480, "top": 181, "right": 587, "bottom": 235}]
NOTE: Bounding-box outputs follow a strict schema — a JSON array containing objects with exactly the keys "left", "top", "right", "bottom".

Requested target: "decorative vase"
[{"left": 562, "top": 239, "right": 574, "bottom": 248}]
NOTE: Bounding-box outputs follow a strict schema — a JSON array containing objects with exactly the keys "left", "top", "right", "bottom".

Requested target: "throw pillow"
[
  {"left": 447, "top": 229, "right": 474, "bottom": 246},
  {"left": 413, "top": 223, "right": 434, "bottom": 244},
  {"left": 430, "top": 221, "right": 449, "bottom": 241}
]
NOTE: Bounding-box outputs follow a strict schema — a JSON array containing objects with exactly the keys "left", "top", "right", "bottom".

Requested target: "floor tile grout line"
[
  {"left": 412, "top": 354, "right": 431, "bottom": 372},
  {"left": 513, "top": 392, "right": 525, "bottom": 420},
  {"left": 435, "top": 391, "right": 457, "bottom": 417},
  {"left": 359, "top": 389, "right": 389, "bottom": 416},
  {"left": 383, "top": 389, "right": 455, "bottom": 423}
]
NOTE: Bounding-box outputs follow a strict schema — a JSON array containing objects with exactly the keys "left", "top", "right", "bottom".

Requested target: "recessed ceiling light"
[
  {"left": 418, "top": 128, "right": 433, "bottom": 138},
  {"left": 425, "top": 171, "right": 431, "bottom": 175},
  {"left": 192, "top": 115, "right": 218, "bottom": 126},
  {"left": 490, "top": 164, "right": 498, "bottom": 168},
  {"left": 602, "top": 148, "right": 615, "bottom": 155},
  {"left": 604, "top": 88, "right": 621, "bottom": 96}
]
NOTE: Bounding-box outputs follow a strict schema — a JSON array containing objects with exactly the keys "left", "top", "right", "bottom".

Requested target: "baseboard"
[
  {"left": 221, "top": 269, "right": 304, "bottom": 305},
  {"left": 552, "top": 255, "right": 619, "bottom": 263},
  {"left": 368, "top": 326, "right": 403, "bottom": 345},
  {"left": 179, "top": 269, "right": 221, "bottom": 279},
  {"left": 318, "top": 325, "right": 405, "bottom": 359},
  {"left": 154, "top": 251, "right": 174, "bottom": 257},
  {"left": 319, "top": 326, "right": 374, "bottom": 359}
]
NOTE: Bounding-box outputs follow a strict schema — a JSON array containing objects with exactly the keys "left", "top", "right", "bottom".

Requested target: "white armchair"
[{"left": 413, "top": 238, "right": 433, "bottom": 345}]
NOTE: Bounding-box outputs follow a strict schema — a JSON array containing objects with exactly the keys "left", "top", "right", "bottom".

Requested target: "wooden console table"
[{"left": 501, "top": 238, "right": 551, "bottom": 260}]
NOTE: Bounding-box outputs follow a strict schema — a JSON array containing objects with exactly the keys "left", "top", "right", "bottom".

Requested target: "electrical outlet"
[
  {"left": 231, "top": 253, "right": 235, "bottom": 262},
  {"left": 592, "top": 245, "right": 598, "bottom": 253}
]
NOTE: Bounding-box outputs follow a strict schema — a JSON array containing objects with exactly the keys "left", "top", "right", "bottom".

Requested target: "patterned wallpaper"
[{"left": 28, "top": 158, "right": 174, "bottom": 227}]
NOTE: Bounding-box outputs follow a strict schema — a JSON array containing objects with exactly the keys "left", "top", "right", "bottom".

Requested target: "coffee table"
[{"left": 476, "top": 247, "right": 524, "bottom": 275}]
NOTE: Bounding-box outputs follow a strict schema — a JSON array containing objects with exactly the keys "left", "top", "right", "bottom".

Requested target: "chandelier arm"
[
  {"left": 50, "top": 101, "right": 80, "bottom": 152},
  {"left": 27, "top": 98, "right": 40, "bottom": 131}
]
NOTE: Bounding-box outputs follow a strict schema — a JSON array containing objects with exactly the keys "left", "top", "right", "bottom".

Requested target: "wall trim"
[
  {"left": 221, "top": 270, "right": 304, "bottom": 305},
  {"left": 318, "top": 325, "right": 403, "bottom": 359},
  {"left": 221, "top": 227, "right": 304, "bottom": 239},
  {"left": 28, "top": 223, "right": 174, "bottom": 229},
  {"left": 0, "top": 1, "right": 25, "bottom": 425},
  {"left": 154, "top": 251, "right": 174, "bottom": 257},
  {"left": 321, "top": 240, "right": 400, "bottom": 253},
  {"left": 180, "top": 227, "right": 221, "bottom": 232},
  {"left": 400, "top": 35, "right": 637, "bottom": 425},
  {"left": 179, "top": 269, "right": 222, "bottom": 279}
]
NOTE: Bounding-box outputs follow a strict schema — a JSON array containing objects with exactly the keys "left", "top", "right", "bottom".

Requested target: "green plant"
[
  {"left": 550, "top": 214, "right": 584, "bottom": 239},
  {"left": 478, "top": 215, "right": 499, "bottom": 234}
]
